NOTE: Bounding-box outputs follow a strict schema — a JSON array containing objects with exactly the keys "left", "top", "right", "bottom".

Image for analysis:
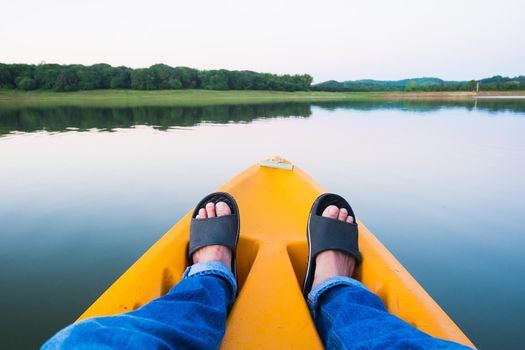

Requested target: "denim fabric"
[
  {"left": 182, "top": 261, "right": 237, "bottom": 308},
  {"left": 308, "top": 276, "right": 473, "bottom": 350},
  {"left": 42, "top": 262, "right": 236, "bottom": 350},
  {"left": 43, "top": 265, "right": 472, "bottom": 350},
  {"left": 308, "top": 276, "right": 368, "bottom": 318}
]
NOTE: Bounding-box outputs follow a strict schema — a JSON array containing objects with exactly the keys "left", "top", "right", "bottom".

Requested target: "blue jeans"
[{"left": 43, "top": 262, "right": 472, "bottom": 350}]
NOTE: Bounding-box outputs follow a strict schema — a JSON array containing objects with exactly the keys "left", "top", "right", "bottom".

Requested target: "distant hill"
[
  {"left": 479, "top": 75, "right": 525, "bottom": 84},
  {"left": 354, "top": 77, "right": 445, "bottom": 86},
  {"left": 313, "top": 76, "right": 525, "bottom": 92}
]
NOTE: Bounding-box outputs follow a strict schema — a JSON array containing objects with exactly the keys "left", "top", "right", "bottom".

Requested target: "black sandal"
[
  {"left": 188, "top": 192, "right": 240, "bottom": 280},
  {"left": 302, "top": 193, "right": 361, "bottom": 296}
]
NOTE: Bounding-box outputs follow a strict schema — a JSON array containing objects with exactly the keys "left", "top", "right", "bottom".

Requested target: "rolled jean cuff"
[
  {"left": 307, "top": 276, "right": 368, "bottom": 318},
  {"left": 182, "top": 261, "right": 237, "bottom": 308}
]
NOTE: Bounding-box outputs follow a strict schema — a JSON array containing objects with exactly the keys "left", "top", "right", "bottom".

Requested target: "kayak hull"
[{"left": 78, "top": 162, "right": 474, "bottom": 348}]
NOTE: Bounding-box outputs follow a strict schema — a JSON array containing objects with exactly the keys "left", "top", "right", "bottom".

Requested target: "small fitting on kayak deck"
[{"left": 260, "top": 156, "right": 294, "bottom": 170}]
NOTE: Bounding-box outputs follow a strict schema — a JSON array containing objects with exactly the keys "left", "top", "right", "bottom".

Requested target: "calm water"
[{"left": 1, "top": 99, "right": 524, "bottom": 349}]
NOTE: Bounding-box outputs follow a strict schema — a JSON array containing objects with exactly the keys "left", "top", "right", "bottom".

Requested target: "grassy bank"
[
  {"left": 0, "top": 90, "right": 524, "bottom": 107},
  {"left": 0, "top": 90, "right": 374, "bottom": 107}
]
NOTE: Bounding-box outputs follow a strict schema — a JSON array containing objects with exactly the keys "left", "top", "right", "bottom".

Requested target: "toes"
[
  {"left": 205, "top": 202, "right": 216, "bottom": 218},
  {"left": 346, "top": 216, "right": 354, "bottom": 224},
  {"left": 338, "top": 208, "right": 348, "bottom": 222},
  {"left": 215, "top": 201, "right": 231, "bottom": 217},
  {"left": 322, "top": 205, "right": 339, "bottom": 219},
  {"left": 197, "top": 208, "right": 207, "bottom": 219}
]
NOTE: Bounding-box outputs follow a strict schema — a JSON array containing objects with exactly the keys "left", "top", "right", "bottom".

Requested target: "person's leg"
[
  {"left": 309, "top": 205, "right": 472, "bottom": 350},
  {"left": 43, "top": 201, "right": 236, "bottom": 350}
]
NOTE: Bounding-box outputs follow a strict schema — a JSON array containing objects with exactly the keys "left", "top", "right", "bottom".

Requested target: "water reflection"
[
  {"left": 0, "top": 104, "right": 311, "bottom": 135},
  {"left": 1, "top": 99, "right": 524, "bottom": 136},
  {"left": 315, "top": 98, "right": 525, "bottom": 113}
]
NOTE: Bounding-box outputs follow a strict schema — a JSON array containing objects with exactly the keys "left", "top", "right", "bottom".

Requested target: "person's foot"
[
  {"left": 312, "top": 205, "right": 356, "bottom": 288},
  {"left": 192, "top": 201, "right": 233, "bottom": 270}
]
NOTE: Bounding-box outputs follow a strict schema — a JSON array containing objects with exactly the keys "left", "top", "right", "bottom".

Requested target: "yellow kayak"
[{"left": 79, "top": 158, "right": 474, "bottom": 348}]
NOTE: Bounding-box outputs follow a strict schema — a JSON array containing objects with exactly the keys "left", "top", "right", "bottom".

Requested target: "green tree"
[
  {"left": 34, "top": 64, "right": 61, "bottom": 89},
  {"left": 167, "top": 78, "right": 182, "bottom": 89},
  {"left": 110, "top": 67, "right": 131, "bottom": 89},
  {"left": 54, "top": 68, "right": 80, "bottom": 91},
  {"left": 173, "top": 67, "right": 199, "bottom": 88},
  {"left": 77, "top": 67, "right": 102, "bottom": 90},
  {"left": 406, "top": 80, "right": 418, "bottom": 92},
  {"left": 90, "top": 64, "right": 114, "bottom": 88},
  {"left": 131, "top": 68, "right": 156, "bottom": 90},
  {"left": 199, "top": 70, "right": 229, "bottom": 90},
  {"left": 0, "top": 64, "right": 15, "bottom": 88},
  {"left": 16, "top": 76, "right": 37, "bottom": 90},
  {"left": 149, "top": 64, "right": 183, "bottom": 89}
]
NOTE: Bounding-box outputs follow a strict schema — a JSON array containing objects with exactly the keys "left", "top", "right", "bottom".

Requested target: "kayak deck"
[{"left": 78, "top": 160, "right": 474, "bottom": 348}]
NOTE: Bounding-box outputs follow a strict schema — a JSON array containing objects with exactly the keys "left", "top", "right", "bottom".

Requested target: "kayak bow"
[{"left": 78, "top": 158, "right": 474, "bottom": 348}]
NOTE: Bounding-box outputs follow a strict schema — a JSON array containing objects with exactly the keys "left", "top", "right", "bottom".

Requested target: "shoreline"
[
  {"left": 377, "top": 91, "right": 525, "bottom": 100},
  {"left": 1, "top": 90, "right": 524, "bottom": 107}
]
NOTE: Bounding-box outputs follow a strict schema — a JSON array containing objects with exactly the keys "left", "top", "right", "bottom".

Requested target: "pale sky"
[{"left": 1, "top": 0, "right": 523, "bottom": 82}]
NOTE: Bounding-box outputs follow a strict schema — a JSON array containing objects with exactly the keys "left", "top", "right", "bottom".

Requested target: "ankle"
[
  {"left": 312, "top": 250, "right": 356, "bottom": 288},
  {"left": 193, "top": 245, "right": 232, "bottom": 270}
]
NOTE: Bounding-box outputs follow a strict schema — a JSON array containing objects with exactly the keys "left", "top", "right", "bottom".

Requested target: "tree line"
[
  {"left": 0, "top": 63, "right": 313, "bottom": 92},
  {"left": 0, "top": 62, "right": 522, "bottom": 92}
]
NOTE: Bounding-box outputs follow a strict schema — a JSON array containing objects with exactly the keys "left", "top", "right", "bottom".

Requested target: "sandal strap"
[
  {"left": 189, "top": 215, "right": 238, "bottom": 256},
  {"left": 309, "top": 215, "right": 360, "bottom": 263}
]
